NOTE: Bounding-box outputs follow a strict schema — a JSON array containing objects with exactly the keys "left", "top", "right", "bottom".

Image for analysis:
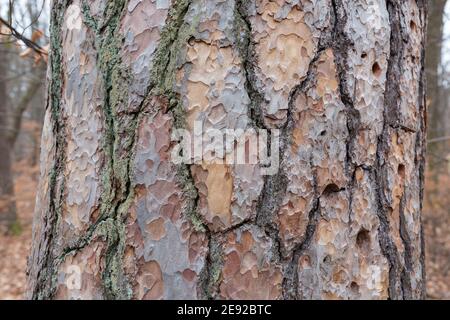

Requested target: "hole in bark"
[
  {"left": 361, "top": 53, "right": 367, "bottom": 59},
  {"left": 350, "top": 281, "right": 360, "bottom": 294},
  {"left": 322, "top": 183, "right": 340, "bottom": 195},
  {"left": 287, "top": 200, "right": 298, "bottom": 210},
  {"left": 410, "top": 20, "right": 417, "bottom": 32},
  {"left": 398, "top": 164, "right": 406, "bottom": 179},
  {"left": 372, "top": 62, "right": 382, "bottom": 77},
  {"left": 356, "top": 229, "right": 371, "bottom": 254},
  {"left": 320, "top": 130, "right": 327, "bottom": 136}
]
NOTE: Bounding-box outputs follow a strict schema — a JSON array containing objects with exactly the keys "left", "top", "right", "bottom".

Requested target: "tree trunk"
[
  {"left": 425, "top": 0, "right": 446, "bottom": 171},
  {"left": 27, "top": 0, "right": 427, "bottom": 300},
  {"left": 0, "top": 46, "right": 17, "bottom": 231}
]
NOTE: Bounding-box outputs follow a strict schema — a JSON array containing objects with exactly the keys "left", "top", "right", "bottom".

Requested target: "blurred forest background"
[{"left": 0, "top": 0, "right": 448, "bottom": 299}]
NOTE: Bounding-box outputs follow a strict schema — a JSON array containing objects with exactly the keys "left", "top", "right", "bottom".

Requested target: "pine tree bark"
[{"left": 27, "top": 0, "right": 427, "bottom": 300}]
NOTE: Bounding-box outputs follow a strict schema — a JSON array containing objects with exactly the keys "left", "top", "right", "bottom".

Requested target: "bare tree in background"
[
  {"left": 426, "top": 0, "right": 448, "bottom": 172},
  {"left": 28, "top": 0, "right": 427, "bottom": 300}
]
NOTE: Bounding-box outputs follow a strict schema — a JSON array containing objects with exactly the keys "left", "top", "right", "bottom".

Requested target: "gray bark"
[
  {"left": 425, "top": 0, "right": 447, "bottom": 171},
  {"left": 28, "top": 0, "right": 427, "bottom": 300}
]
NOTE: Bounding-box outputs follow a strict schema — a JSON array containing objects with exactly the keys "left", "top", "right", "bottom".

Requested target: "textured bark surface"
[
  {"left": 425, "top": 0, "right": 447, "bottom": 171},
  {"left": 28, "top": 0, "right": 427, "bottom": 300}
]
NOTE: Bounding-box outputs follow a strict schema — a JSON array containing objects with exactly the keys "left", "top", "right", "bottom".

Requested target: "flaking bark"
[{"left": 28, "top": 0, "right": 427, "bottom": 300}]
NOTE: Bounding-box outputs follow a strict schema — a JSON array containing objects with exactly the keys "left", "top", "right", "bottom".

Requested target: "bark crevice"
[{"left": 28, "top": 0, "right": 70, "bottom": 300}]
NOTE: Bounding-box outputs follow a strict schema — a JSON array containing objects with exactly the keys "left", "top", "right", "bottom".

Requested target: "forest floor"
[
  {"left": 0, "top": 163, "right": 448, "bottom": 300},
  {"left": 0, "top": 162, "right": 38, "bottom": 299}
]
